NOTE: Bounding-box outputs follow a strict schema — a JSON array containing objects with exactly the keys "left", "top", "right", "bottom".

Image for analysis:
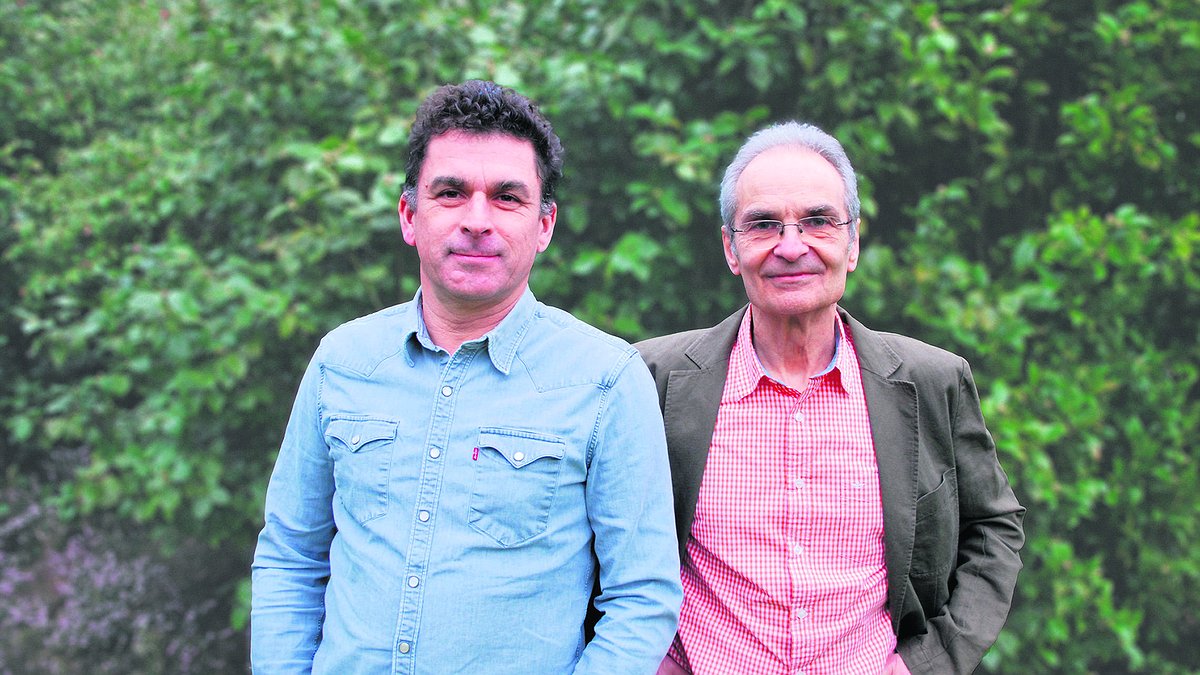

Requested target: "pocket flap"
[
  {"left": 477, "top": 429, "right": 565, "bottom": 469},
  {"left": 327, "top": 417, "right": 398, "bottom": 452}
]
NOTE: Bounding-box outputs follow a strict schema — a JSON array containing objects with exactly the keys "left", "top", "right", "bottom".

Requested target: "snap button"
[
  {"left": 513, "top": 451, "right": 525, "bottom": 462},
  {"left": 408, "top": 576, "right": 420, "bottom": 588},
  {"left": 441, "top": 386, "right": 453, "bottom": 397}
]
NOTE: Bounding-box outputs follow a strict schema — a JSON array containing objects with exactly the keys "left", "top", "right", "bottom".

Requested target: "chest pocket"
[
  {"left": 469, "top": 428, "right": 566, "bottom": 547},
  {"left": 326, "top": 417, "right": 398, "bottom": 524}
]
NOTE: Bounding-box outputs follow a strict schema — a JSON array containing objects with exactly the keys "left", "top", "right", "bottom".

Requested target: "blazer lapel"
[
  {"left": 663, "top": 307, "right": 745, "bottom": 563},
  {"left": 843, "top": 309, "right": 920, "bottom": 635}
]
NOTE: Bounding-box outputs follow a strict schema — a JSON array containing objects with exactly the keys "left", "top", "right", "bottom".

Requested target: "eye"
[
  {"left": 746, "top": 220, "right": 782, "bottom": 233},
  {"left": 436, "top": 188, "right": 464, "bottom": 200},
  {"left": 801, "top": 215, "right": 836, "bottom": 229}
]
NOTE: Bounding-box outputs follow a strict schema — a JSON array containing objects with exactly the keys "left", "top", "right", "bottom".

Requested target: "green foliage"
[{"left": 3, "top": 0, "right": 1198, "bottom": 671}]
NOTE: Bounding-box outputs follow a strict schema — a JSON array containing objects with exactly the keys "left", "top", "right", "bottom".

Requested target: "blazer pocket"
[{"left": 911, "top": 467, "right": 959, "bottom": 576}]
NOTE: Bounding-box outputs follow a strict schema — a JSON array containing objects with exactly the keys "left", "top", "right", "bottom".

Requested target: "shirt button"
[
  {"left": 793, "top": 411, "right": 805, "bottom": 423},
  {"left": 408, "top": 576, "right": 420, "bottom": 588},
  {"left": 429, "top": 448, "right": 441, "bottom": 459},
  {"left": 794, "top": 478, "right": 806, "bottom": 489},
  {"left": 350, "top": 434, "right": 361, "bottom": 446},
  {"left": 513, "top": 451, "right": 525, "bottom": 462},
  {"left": 398, "top": 642, "right": 411, "bottom": 654},
  {"left": 798, "top": 608, "right": 808, "bottom": 619},
  {"left": 441, "top": 385, "right": 453, "bottom": 397},
  {"left": 418, "top": 510, "right": 430, "bottom": 522},
  {"left": 792, "top": 543, "right": 803, "bottom": 556}
]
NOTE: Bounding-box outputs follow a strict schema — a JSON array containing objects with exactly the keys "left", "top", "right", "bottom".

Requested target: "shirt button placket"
[{"left": 393, "top": 348, "right": 476, "bottom": 671}]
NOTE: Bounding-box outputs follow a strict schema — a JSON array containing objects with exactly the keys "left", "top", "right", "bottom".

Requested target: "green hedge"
[{"left": 3, "top": 0, "right": 1197, "bottom": 671}]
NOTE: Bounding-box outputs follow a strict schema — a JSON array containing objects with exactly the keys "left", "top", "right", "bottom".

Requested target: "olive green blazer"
[{"left": 636, "top": 306, "right": 1025, "bottom": 674}]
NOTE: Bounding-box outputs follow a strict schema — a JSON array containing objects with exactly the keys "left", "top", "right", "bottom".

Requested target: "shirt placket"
[
  {"left": 790, "top": 380, "right": 824, "bottom": 673},
  {"left": 391, "top": 345, "right": 481, "bottom": 674}
]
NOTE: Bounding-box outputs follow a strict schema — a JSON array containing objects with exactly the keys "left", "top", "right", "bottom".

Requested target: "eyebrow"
[
  {"left": 492, "top": 179, "right": 534, "bottom": 199},
  {"left": 739, "top": 203, "right": 842, "bottom": 222},
  {"left": 427, "top": 176, "right": 467, "bottom": 193},
  {"left": 803, "top": 203, "right": 842, "bottom": 217},
  {"left": 739, "top": 208, "right": 779, "bottom": 223},
  {"left": 427, "top": 176, "right": 535, "bottom": 200}
]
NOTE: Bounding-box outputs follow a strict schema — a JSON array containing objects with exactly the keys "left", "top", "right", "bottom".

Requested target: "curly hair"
[{"left": 403, "top": 80, "right": 564, "bottom": 214}]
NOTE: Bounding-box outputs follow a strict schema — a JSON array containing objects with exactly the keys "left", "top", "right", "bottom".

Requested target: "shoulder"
[
  {"left": 635, "top": 306, "right": 748, "bottom": 372},
  {"left": 879, "top": 331, "right": 964, "bottom": 368},
  {"left": 517, "top": 303, "right": 645, "bottom": 388},
  {"left": 532, "top": 303, "right": 637, "bottom": 360},
  {"left": 843, "top": 310, "right": 969, "bottom": 383},
  {"left": 636, "top": 327, "right": 709, "bottom": 370},
  {"left": 316, "top": 302, "right": 413, "bottom": 374}
]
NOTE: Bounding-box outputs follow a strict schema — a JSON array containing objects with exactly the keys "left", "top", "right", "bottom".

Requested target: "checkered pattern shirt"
[{"left": 670, "top": 309, "right": 895, "bottom": 674}]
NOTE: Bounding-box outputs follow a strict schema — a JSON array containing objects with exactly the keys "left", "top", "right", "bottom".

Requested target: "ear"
[
  {"left": 846, "top": 220, "right": 861, "bottom": 273},
  {"left": 399, "top": 192, "right": 417, "bottom": 246},
  {"left": 535, "top": 202, "right": 557, "bottom": 253},
  {"left": 722, "top": 229, "right": 742, "bottom": 276}
]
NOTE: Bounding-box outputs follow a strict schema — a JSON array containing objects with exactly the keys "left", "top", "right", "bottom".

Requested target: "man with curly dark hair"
[{"left": 251, "top": 80, "right": 681, "bottom": 674}]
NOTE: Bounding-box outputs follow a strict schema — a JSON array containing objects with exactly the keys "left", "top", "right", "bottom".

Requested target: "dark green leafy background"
[{"left": 2, "top": 1, "right": 1197, "bottom": 672}]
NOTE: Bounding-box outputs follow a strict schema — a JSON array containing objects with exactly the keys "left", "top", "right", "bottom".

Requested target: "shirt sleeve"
[
  {"left": 250, "top": 348, "right": 337, "bottom": 674},
  {"left": 575, "top": 352, "right": 683, "bottom": 674},
  {"left": 898, "top": 358, "right": 1026, "bottom": 673}
]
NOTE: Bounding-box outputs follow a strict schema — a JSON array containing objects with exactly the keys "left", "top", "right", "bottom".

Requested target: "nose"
[
  {"left": 460, "top": 192, "right": 493, "bottom": 236},
  {"left": 772, "top": 224, "right": 810, "bottom": 260}
]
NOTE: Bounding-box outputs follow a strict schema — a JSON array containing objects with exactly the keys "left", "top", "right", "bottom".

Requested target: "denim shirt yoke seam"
[{"left": 583, "top": 349, "right": 638, "bottom": 468}]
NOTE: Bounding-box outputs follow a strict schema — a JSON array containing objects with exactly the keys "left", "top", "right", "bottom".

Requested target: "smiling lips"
[
  {"left": 448, "top": 245, "right": 503, "bottom": 260},
  {"left": 764, "top": 264, "right": 823, "bottom": 280}
]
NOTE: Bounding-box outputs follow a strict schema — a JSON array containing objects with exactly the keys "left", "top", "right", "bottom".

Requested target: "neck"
[
  {"left": 749, "top": 305, "right": 839, "bottom": 389},
  {"left": 420, "top": 290, "right": 524, "bottom": 354}
]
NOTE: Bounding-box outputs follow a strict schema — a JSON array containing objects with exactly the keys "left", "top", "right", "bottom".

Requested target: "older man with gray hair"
[{"left": 639, "top": 121, "right": 1025, "bottom": 674}]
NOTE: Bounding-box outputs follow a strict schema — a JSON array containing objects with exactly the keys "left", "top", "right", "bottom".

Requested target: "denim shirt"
[{"left": 251, "top": 289, "right": 681, "bottom": 674}]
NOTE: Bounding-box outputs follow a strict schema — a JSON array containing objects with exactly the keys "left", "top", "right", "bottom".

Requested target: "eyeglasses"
[{"left": 728, "top": 216, "right": 852, "bottom": 245}]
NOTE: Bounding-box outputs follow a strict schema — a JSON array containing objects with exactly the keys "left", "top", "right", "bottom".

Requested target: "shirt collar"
[
  {"left": 725, "top": 307, "right": 849, "bottom": 401},
  {"left": 401, "top": 287, "right": 535, "bottom": 375}
]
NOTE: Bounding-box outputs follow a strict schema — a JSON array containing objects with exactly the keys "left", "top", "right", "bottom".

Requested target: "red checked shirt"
[{"left": 671, "top": 308, "right": 895, "bottom": 674}]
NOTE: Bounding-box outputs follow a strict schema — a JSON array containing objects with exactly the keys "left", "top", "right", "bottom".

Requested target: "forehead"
[
  {"left": 735, "top": 146, "right": 845, "bottom": 217},
  {"left": 420, "top": 130, "right": 540, "bottom": 187}
]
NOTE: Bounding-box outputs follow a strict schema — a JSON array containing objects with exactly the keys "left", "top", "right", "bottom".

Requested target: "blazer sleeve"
[{"left": 899, "top": 357, "right": 1026, "bottom": 673}]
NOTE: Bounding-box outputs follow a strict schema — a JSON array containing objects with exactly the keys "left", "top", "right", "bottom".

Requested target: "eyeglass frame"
[{"left": 726, "top": 215, "right": 854, "bottom": 242}]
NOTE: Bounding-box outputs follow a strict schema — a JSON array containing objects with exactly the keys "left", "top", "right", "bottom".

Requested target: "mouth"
[
  {"left": 765, "top": 268, "right": 820, "bottom": 281},
  {"left": 449, "top": 249, "right": 502, "bottom": 260}
]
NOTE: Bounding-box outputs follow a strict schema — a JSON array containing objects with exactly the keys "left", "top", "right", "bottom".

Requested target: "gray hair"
[{"left": 719, "top": 121, "right": 860, "bottom": 244}]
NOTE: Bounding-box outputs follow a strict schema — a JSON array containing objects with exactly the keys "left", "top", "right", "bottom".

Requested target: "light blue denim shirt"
[{"left": 251, "top": 289, "right": 681, "bottom": 674}]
